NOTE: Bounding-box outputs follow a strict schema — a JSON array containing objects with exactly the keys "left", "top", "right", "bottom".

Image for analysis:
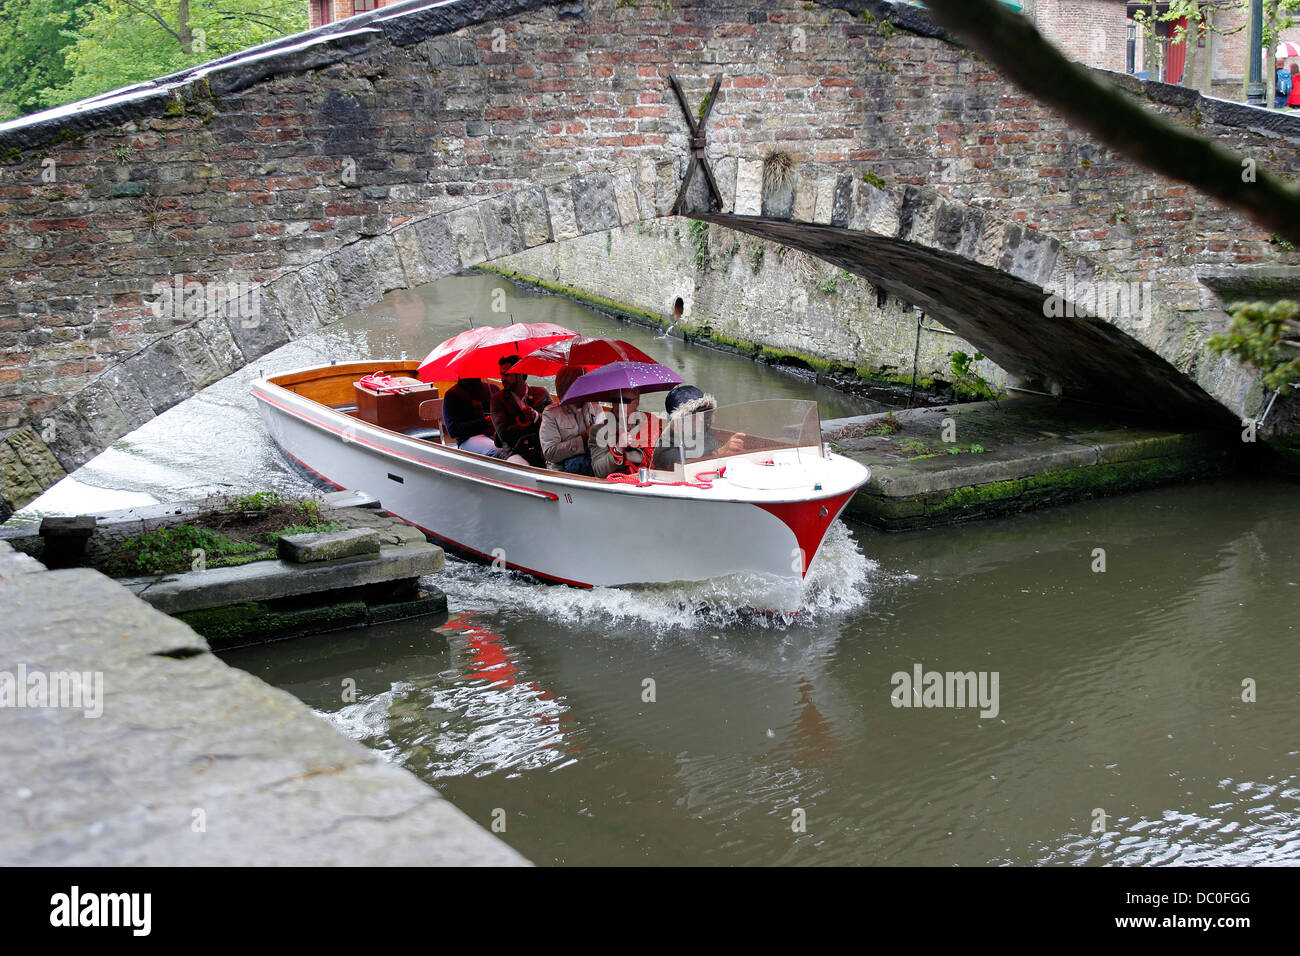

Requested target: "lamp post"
[{"left": 1248, "top": 0, "right": 1265, "bottom": 106}]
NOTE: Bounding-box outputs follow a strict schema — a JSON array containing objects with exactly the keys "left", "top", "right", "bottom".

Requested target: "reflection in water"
[
  {"left": 285, "top": 614, "right": 578, "bottom": 782},
  {"left": 415, "top": 613, "right": 578, "bottom": 779}
]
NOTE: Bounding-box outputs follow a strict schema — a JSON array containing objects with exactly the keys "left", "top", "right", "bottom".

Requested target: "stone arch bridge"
[{"left": 2, "top": 0, "right": 1299, "bottom": 514}]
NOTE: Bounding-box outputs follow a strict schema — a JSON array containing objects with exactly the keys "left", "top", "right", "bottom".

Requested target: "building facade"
[
  {"left": 1026, "top": 0, "right": 1133, "bottom": 72},
  {"left": 1023, "top": 0, "right": 1300, "bottom": 101},
  {"left": 308, "top": 0, "right": 387, "bottom": 29}
]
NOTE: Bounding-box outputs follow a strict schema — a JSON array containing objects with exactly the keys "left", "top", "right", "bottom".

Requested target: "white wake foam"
[{"left": 432, "top": 520, "right": 876, "bottom": 634}]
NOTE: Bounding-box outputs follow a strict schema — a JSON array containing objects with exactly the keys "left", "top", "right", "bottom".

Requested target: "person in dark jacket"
[
  {"left": 443, "top": 377, "right": 499, "bottom": 455},
  {"left": 490, "top": 355, "right": 551, "bottom": 466}
]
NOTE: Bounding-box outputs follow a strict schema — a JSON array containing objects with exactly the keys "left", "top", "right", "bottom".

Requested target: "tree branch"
[
  {"left": 116, "top": 0, "right": 182, "bottom": 44},
  {"left": 921, "top": 0, "right": 1300, "bottom": 248}
]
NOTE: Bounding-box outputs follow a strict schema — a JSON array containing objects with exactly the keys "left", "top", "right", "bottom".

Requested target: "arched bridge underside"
[{"left": 2, "top": 0, "right": 1299, "bottom": 512}]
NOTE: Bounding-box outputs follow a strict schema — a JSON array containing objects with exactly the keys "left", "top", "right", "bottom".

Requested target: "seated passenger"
[
  {"left": 652, "top": 384, "right": 746, "bottom": 470},
  {"left": 490, "top": 355, "right": 549, "bottom": 466},
  {"left": 540, "top": 366, "right": 601, "bottom": 474},
  {"left": 591, "top": 388, "right": 662, "bottom": 479},
  {"left": 443, "top": 376, "right": 499, "bottom": 455}
]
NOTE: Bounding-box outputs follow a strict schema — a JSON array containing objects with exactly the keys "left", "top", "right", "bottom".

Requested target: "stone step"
[
  {"left": 120, "top": 542, "right": 444, "bottom": 615},
  {"left": 277, "top": 527, "right": 381, "bottom": 563}
]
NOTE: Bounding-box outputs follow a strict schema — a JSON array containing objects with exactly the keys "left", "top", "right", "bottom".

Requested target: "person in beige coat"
[{"left": 540, "top": 366, "right": 601, "bottom": 474}]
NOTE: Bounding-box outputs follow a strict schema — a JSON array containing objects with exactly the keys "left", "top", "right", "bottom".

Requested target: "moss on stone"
[
  {"left": 161, "top": 80, "right": 221, "bottom": 124},
  {"left": 479, "top": 266, "right": 667, "bottom": 327},
  {"left": 847, "top": 452, "right": 1229, "bottom": 531},
  {"left": 177, "top": 600, "right": 370, "bottom": 648},
  {"left": 480, "top": 267, "right": 991, "bottom": 405},
  {"left": 1262, "top": 436, "right": 1300, "bottom": 476}
]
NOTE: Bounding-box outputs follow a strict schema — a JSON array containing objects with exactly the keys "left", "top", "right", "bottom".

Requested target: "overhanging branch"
[{"left": 922, "top": 0, "right": 1300, "bottom": 248}]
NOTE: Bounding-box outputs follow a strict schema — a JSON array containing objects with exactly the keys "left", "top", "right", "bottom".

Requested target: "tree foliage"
[
  {"left": 0, "top": 0, "right": 87, "bottom": 120},
  {"left": 1131, "top": 1, "right": 1230, "bottom": 93},
  {"left": 35, "top": 0, "right": 306, "bottom": 110},
  {"left": 1209, "top": 301, "right": 1300, "bottom": 390}
]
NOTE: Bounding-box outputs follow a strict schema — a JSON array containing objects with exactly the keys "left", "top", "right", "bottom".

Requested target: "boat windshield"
[{"left": 656, "top": 398, "right": 823, "bottom": 468}]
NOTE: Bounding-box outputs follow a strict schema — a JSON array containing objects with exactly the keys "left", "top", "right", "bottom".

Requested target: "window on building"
[
  {"left": 313, "top": 0, "right": 332, "bottom": 25},
  {"left": 1127, "top": 21, "right": 1136, "bottom": 74},
  {"left": 355, "top": 0, "right": 378, "bottom": 11}
]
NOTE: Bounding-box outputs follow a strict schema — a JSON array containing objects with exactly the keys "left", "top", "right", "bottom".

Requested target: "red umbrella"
[
  {"left": 416, "top": 326, "right": 492, "bottom": 382},
  {"left": 441, "top": 322, "right": 577, "bottom": 378},
  {"left": 512, "top": 336, "right": 658, "bottom": 376},
  {"left": 417, "top": 323, "right": 576, "bottom": 381}
]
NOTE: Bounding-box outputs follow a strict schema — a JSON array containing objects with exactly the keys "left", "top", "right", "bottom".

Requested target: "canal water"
[{"left": 19, "top": 274, "right": 1300, "bottom": 866}]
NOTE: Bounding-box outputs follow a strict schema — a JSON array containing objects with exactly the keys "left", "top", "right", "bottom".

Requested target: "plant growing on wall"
[
  {"left": 688, "top": 219, "right": 709, "bottom": 271},
  {"left": 949, "top": 349, "right": 1001, "bottom": 400}
]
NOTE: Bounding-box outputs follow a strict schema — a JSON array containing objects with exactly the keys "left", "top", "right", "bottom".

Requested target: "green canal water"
[{"left": 18, "top": 274, "right": 1300, "bottom": 866}]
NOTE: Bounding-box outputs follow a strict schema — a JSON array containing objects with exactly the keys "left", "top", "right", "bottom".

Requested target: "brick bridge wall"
[{"left": 2, "top": 0, "right": 1299, "bottom": 514}]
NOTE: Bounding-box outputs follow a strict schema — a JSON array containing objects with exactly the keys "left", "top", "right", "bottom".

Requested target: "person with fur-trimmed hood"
[{"left": 652, "top": 384, "right": 745, "bottom": 470}]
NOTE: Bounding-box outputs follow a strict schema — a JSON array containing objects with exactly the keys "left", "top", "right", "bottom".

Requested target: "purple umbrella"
[{"left": 560, "top": 361, "right": 683, "bottom": 405}]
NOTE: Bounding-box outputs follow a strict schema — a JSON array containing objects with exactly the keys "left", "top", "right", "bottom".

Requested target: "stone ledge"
[
  {"left": 0, "top": 540, "right": 46, "bottom": 578},
  {"left": 120, "top": 542, "right": 445, "bottom": 615},
  {"left": 175, "top": 588, "right": 448, "bottom": 650},
  {"left": 831, "top": 397, "right": 1239, "bottom": 529},
  {"left": 0, "top": 567, "right": 525, "bottom": 865}
]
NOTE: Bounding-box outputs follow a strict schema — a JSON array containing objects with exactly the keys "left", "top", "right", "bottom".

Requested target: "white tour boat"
[{"left": 251, "top": 359, "right": 870, "bottom": 590}]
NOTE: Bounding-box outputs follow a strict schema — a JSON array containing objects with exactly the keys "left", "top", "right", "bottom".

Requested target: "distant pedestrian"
[
  {"left": 1277, "top": 60, "right": 1292, "bottom": 109},
  {"left": 1287, "top": 64, "right": 1300, "bottom": 110}
]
